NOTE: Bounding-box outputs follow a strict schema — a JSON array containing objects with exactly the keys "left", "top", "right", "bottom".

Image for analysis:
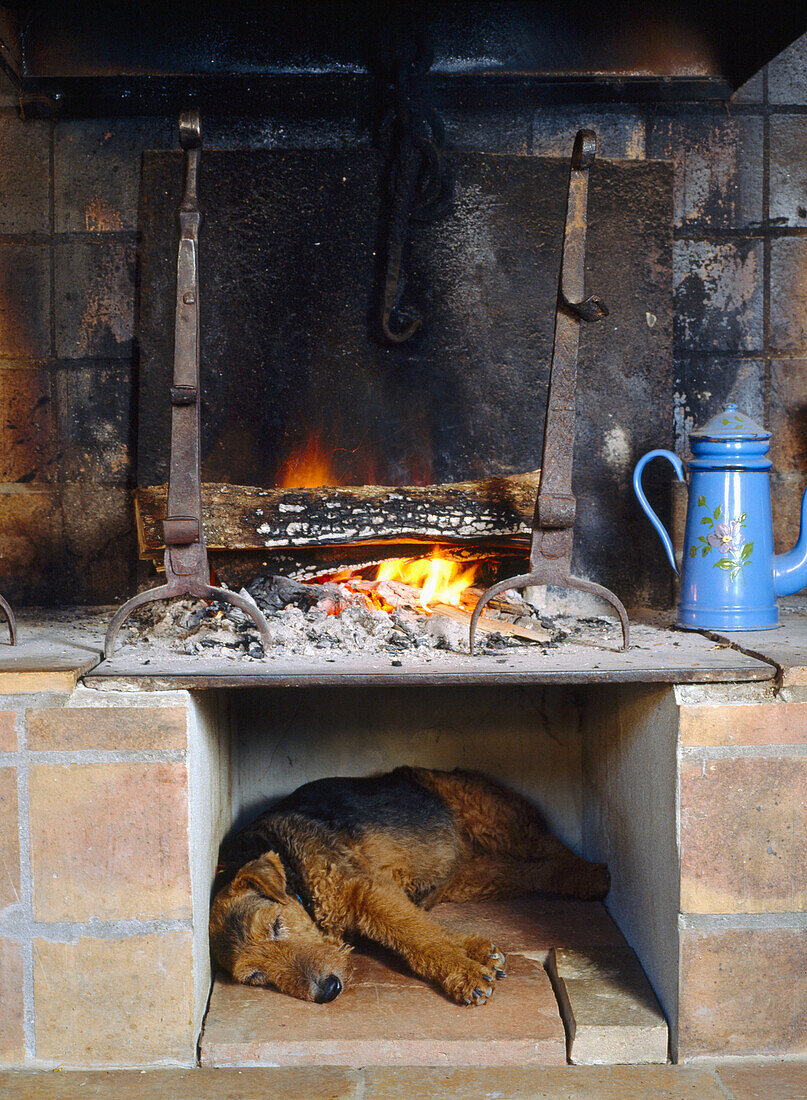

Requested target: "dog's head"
[{"left": 209, "top": 852, "right": 352, "bottom": 1003}]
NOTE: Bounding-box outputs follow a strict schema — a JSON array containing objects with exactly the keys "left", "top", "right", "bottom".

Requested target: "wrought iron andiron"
[
  {"left": 470, "top": 130, "right": 630, "bottom": 655},
  {"left": 0, "top": 593, "right": 16, "bottom": 645},
  {"left": 105, "top": 110, "right": 271, "bottom": 658}
]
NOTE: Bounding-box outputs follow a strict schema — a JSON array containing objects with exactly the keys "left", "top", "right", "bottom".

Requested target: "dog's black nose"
[{"left": 314, "top": 974, "right": 342, "bottom": 1003}]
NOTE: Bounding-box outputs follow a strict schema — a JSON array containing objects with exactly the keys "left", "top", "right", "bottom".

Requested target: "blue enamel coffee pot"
[{"left": 633, "top": 404, "right": 807, "bottom": 630}]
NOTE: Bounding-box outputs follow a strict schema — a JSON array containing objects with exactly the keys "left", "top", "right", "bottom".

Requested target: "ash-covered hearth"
[{"left": 120, "top": 568, "right": 623, "bottom": 663}]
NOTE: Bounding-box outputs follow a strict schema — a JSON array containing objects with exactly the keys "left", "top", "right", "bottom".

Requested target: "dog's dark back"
[
  {"left": 218, "top": 767, "right": 459, "bottom": 885},
  {"left": 269, "top": 767, "right": 454, "bottom": 836}
]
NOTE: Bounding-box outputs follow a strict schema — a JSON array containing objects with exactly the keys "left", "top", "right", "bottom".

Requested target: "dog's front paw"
[
  {"left": 462, "top": 935, "right": 507, "bottom": 978},
  {"left": 441, "top": 955, "right": 498, "bottom": 1006}
]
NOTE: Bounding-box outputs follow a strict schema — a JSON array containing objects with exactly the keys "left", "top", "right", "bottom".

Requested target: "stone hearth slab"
[
  {"left": 200, "top": 897, "right": 626, "bottom": 1068},
  {"left": 0, "top": 613, "right": 104, "bottom": 691},
  {"left": 86, "top": 617, "right": 775, "bottom": 689},
  {"left": 713, "top": 595, "right": 807, "bottom": 686}
]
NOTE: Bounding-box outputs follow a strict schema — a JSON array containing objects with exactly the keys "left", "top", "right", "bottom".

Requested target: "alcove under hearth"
[{"left": 191, "top": 679, "right": 682, "bottom": 1067}]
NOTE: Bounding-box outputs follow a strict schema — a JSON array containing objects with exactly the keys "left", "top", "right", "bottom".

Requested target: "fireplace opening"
[{"left": 0, "top": 0, "right": 804, "bottom": 1074}]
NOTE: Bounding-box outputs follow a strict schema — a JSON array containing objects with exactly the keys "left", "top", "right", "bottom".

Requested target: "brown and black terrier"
[{"left": 210, "top": 766, "right": 609, "bottom": 1006}]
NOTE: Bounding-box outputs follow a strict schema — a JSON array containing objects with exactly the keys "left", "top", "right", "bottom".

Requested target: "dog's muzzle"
[{"left": 314, "top": 974, "right": 342, "bottom": 1003}]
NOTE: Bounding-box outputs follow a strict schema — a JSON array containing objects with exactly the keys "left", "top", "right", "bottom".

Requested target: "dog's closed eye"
[{"left": 253, "top": 907, "right": 284, "bottom": 940}]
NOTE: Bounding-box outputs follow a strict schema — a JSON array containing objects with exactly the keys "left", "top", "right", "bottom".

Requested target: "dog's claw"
[{"left": 488, "top": 947, "right": 507, "bottom": 977}]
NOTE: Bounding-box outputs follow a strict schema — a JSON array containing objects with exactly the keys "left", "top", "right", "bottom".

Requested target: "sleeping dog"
[{"left": 210, "top": 766, "right": 609, "bottom": 1005}]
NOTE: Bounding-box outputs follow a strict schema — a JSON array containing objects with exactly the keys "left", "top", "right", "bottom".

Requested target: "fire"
[
  {"left": 375, "top": 552, "right": 479, "bottom": 612},
  {"left": 276, "top": 431, "right": 339, "bottom": 489}
]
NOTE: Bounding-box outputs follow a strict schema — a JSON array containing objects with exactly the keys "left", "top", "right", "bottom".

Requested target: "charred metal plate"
[{"left": 137, "top": 151, "right": 672, "bottom": 606}]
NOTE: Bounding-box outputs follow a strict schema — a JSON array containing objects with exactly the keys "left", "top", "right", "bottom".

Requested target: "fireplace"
[{"left": 0, "top": 0, "right": 806, "bottom": 1073}]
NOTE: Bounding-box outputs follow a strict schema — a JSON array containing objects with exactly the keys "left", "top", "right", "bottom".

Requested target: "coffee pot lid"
[{"left": 690, "top": 403, "right": 770, "bottom": 441}]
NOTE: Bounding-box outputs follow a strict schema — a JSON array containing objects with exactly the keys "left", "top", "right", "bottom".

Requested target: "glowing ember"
[
  {"left": 276, "top": 431, "right": 339, "bottom": 489},
  {"left": 375, "top": 552, "right": 480, "bottom": 612}
]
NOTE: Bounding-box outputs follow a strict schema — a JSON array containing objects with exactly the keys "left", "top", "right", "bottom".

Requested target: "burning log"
[
  {"left": 344, "top": 578, "right": 551, "bottom": 643},
  {"left": 134, "top": 471, "right": 540, "bottom": 558}
]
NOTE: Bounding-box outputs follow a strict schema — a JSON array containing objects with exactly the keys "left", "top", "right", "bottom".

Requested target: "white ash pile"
[{"left": 122, "top": 573, "right": 572, "bottom": 660}]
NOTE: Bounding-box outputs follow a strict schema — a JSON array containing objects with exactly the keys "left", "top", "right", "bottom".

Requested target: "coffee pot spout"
[{"left": 773, "top": 486, "right": 807, "bottom": 597}]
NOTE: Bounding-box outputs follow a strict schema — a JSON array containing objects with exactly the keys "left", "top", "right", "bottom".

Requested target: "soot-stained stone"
[
  {"left": 647, "top": 110, "right": 763, "bottom": 230},
  {"left": 204, "top": 115, "right": 370, "bottom": 151},
  {"left": 731, "top": 69, "right": 765, "bottom": 103},
  {"left": 443, "top": 107, "right": 532, "bottom": 152},
  {"left": 58, "top": 483, "right": 135, "bottom": 605},
  {"left": 0, "top": 245, "right": 51, "bottom": 359},
  {"left": 55, "top": 362, "right": 134, "bottom": 483},
  {"left": 0, "top": 488, "right": 64, "bottom": 605},
  {"left": 768, "top": 32, "right": 807, "bottom": 104},
  {"left": 771, "top": 238, "right": 807, "bottom": 350},
  {"left": 771, "top": 115, "right": 807, "bottom": 228},
  {"left": 55, "top": 117, "right": 173, "bottom": 233},
  {"left": 674, "top": 240, "right": 763, "bottom": 354},
  {"left": 137, "top": 150, "right": 674, "bottom": 608},
  {"left": 54, "top": 240, "right": 136, "bottom": 359},
  {"left": 0, "top": 366, "right": 56, "bottom": 483},
  {"left": 0, "top": 117, "right": 50, "bottom": 234},
  {"left": 531, "top": 107, "right": 646, "bottom": 159},
  {"left": 769, "top": 359, "right": 807, "bottom": 473},
  {"left": 673, "top": 356, "right": 765, "bottom": 457}
]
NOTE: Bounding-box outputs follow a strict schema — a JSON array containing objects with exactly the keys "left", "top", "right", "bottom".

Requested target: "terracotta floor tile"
[
  {"left": 363, "top": 1064, "right": 729, "bottom": 1098},
  {"left": 200, "top": 895, "right": 630, "bottom": 1068},
  {"left": 432, "top": 896, "right": 626, "bottom": 955},
  {"left": 0, "top": 1065, "right": 734, "bottom": 1099},
  {"left": 201, "top": 966, "right": 564, "bottom": 1067},
  {"left": 0, "top": 1068, "right": 361, "bottom": 1099},
  {"left": 716, "top": 1060, "right": 807, "bottom": 1100}
]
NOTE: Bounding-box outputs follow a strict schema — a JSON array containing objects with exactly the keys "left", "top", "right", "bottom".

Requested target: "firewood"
[
  {"left": 135, "top": 472, "right": 540, "bottom": 557},
  {"left": 430, "top": 603, "right": 551, "bottom": 643},
  {"left": 342, "top": 578, "right": 550, "bottom": 643}
]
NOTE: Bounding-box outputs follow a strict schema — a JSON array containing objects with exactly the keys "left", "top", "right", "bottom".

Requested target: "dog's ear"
[{"left": 235, "top": 852, "right": 288, "bottom": 901}]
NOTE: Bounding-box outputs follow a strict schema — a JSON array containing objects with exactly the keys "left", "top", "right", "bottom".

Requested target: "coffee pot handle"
[{"left": 633, "top": 449, "right": 685, "bottom": 575}]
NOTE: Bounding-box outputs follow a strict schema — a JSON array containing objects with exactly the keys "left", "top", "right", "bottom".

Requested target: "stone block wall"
[
  {"left": 674, "top": 685, "right": 807, "bottom": 1059},
  {"left": 0, "top": 33, "right": 806, "bottom": 605},
  {"left": 0, "top": 687, "right": 229, "bottom": 1067},
  {"left": 583, "top": 682, "right": 807, "bottom": 1062}
]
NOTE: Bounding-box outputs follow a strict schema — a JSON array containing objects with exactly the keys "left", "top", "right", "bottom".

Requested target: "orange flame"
[
  {"left": 276, "top": 431, "right": 339, "bottom": 489},
  {"left": 375, "top": 552, "right": 479, "bottom": 612}
]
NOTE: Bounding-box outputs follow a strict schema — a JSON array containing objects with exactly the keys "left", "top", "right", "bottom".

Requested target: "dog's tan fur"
[{"left": 210, "top": 767, "right": 609, "bottom": 1005}]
